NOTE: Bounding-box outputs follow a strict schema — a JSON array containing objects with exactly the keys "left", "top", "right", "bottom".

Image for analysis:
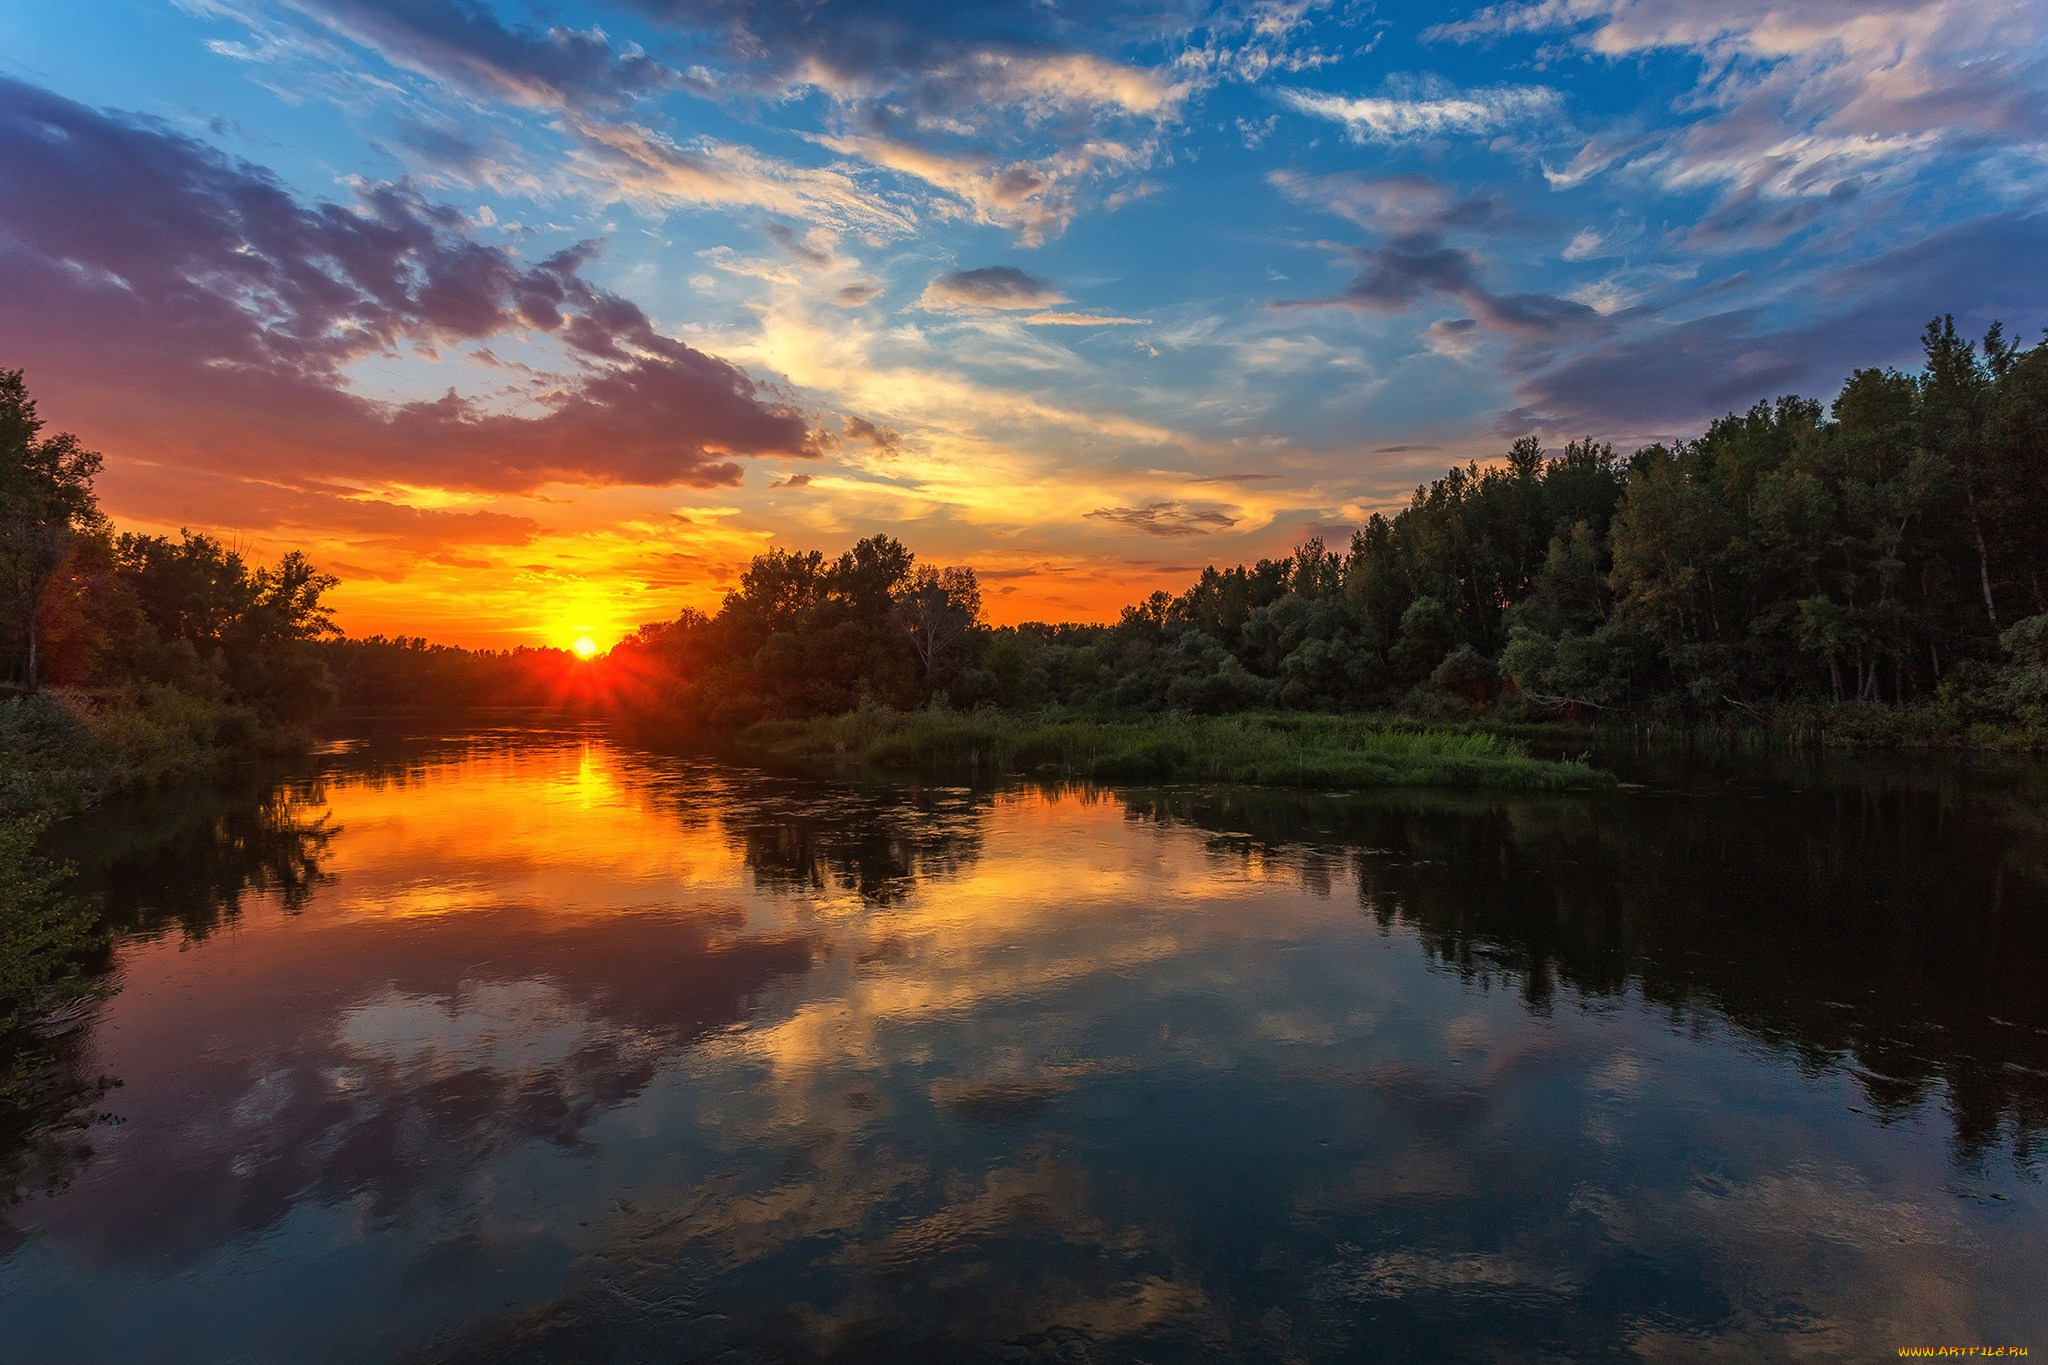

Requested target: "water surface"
[{"left": 3, "top": 720, "right": 2044, "bottom": 1360}]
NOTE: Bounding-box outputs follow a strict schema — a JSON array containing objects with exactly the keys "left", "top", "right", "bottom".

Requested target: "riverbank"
[
  {"left": 0, "top": 689, "right": 313, "bottom": 1101},
  {"left": 739, "top": 709, "right": 1611, "bottom": 791},
  {"left": 0, "top": 688, "right": 312, "bottom": 819}
]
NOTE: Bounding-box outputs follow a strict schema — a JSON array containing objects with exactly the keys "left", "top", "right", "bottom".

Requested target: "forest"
[
  {"left": 7, "top": 314, "right": 2048, "bottom": 756},
  {"left": 601, "top": 316, "right": 2048, "bottom": 738}
]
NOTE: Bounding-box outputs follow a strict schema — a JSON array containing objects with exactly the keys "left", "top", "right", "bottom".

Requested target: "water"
[{"left": 2, "top": 719, "right": 2044, "bottom": 1361}]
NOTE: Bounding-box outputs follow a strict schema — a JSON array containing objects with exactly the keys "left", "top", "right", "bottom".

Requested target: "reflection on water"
[{"left": 1, "top": 719, "right": 2043, "bottom": 1361}]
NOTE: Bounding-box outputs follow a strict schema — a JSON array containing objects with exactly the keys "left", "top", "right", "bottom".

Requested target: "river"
[{"left": 2, "top": 717, "right": 2043, "bottom": 1360}]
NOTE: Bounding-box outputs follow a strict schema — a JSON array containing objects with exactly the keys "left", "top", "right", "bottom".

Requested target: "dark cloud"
[
  {"left": 296, "top": 0, "right": 687, "bottom": 110},
  {"left": 1270, "top": 170, "right": 1516, "bottom": 237},
  {"left": 1272, "top": 170, "right": 1592, "bottom": 342},
  {"left": 843, "top": 415, "right": 902, "bottom": 451},
  {"left": 1280, "top": 234, "right": 1599, "bottom": 339},
  {"left": 1508, "top": 212, "right": 2048, "bottom": 436},
  {"left": 0, "top": 77, "right": 811, "bottom": 494},
  {"left": 763, "top": 222, "right": 831, "bottom": 266},
  {"left": 918, "top": 265, "right": 1066, "bottom": 311},
  {"left": 291, "top": 0, "right": 1189, "bottom": 241},
  {"left": 383, "top": 114, "right": 532, "bottom": 187},
  {"left": 1085, "top": 502, "right": 1238, "bottom": 536},
  {"left": 769, "top": 472, "right": 812, "bottom": 488},
  {"left": 834, "top": 282, "right": 883, "bottom": 306}
]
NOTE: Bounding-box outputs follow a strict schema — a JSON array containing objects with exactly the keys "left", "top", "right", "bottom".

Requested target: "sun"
[{"left": 571, "top": 636, "right": 598, "bottom": 659}]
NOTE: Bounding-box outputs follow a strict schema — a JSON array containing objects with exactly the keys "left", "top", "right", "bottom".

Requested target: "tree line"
[
  {"left": 6, "top": 312, "right": 2046, "bottom": 736},
  {"left": 1, "top": 370, "right": 339, "bottom": 730},
  {"left": 608, "top": 314, "right": 2048, "bottom": 728}
]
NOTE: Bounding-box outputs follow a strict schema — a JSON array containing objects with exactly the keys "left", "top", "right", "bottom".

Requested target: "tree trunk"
[
  {"left": 1962, "top": 468, "right": 1999, "bottom": 627},
  {"left": 1975, "top": 524, "right": 1998, "bottom": 629}
]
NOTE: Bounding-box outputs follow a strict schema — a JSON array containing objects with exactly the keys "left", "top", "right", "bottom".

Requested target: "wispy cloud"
[
  {"left": 1433, "top": 0, "right": 2048, "bottom": 242},
  {"left": 565, "top": 118, "right": 916, "bottom": 235},
  {"left": 1279, "top": 79, "right": 1563, "bottom": 141},
  {"left": 1086, "top": 502, "right": 1240, "bottom": 536},
  {"left": 918, "top": 266, "right": 1068, "bottom": 312},
  {"left": 1026, "top": 312, "right": 1152, "bottom": 326}
]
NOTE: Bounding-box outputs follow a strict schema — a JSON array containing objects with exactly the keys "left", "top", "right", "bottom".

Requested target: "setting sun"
[{"left": 571, "top": 637, "right": 598, "bottom": 659}]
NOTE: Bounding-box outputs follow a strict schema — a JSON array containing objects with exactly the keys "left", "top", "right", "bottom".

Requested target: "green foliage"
[
  {"left": 1998, "top": 614, "right": 2048, "bottom": 711},
  {"left": 609, "top": 534, "right": 984, "bottom": 726},
  {"left": 0, "top": 806, "right": 111, "bottom": 1159},
  {"left": 0, "top": 368, "right": 106, "bottom": 689},
  {"left": 742, "top": 709, "right": 1610, "bottom": 792},
  {"left": 602, "top": 313, "right": 2048, "bottom": 743},
  {"left": 0, "top": 812, "right": 104, "bottom": 1049},
  {"left": 0, "top": 370, "right": 341, "bottom": 737}
]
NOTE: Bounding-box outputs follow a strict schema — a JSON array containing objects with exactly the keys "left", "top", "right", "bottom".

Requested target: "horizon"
[{"left": 3, "top": 1, "right": 2044, "bottom": 649}]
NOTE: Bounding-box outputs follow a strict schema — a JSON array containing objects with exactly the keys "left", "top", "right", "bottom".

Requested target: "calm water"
[{"left": 2, "top": 719, "right": 2044, "bottom": 1361}]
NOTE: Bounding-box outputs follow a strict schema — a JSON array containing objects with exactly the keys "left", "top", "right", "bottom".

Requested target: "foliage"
[
  {"left": 2, "top": 373, "right": 343, "bottom": 729},
  {"left": 315, "top": 635, "right": 602, "bottom": 708},
  {"left": 608, "top": 534, "right": 984, "bottom": 726},
  {"left": 605, "top": 314, "right": 2048, "bottom": 740},
  {"left": 0, "top": 369, "right": 105, "bottom": 689},
  {"left": 0, "top": 812, "right": 104, "bottom": 1048},
  {"left": 0, "top": 370, "right": 349, "bottom": 1089},
  {"left": 741, "top": 708, "right": 1609, "bottom": 791}
]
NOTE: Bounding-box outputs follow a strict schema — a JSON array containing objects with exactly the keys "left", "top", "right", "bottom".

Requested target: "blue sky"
[{"left": 2, "top": 0, "right": 2044, "bottom": 640}]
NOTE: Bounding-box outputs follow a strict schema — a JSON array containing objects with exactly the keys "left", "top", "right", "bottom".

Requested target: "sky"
[{"left": 2, "top": 1, "right": 2045, "bottom": 648}]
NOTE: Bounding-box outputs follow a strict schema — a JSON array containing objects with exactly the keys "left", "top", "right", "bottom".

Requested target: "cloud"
[
  {"left": 769, "top": 472, "right": 812, "bottom": 488},
  {"left": 918, "top": 266, "right": 1068, "bottom": 312},
  {"left": 1085, "top": 502, "right": 1239, "bottom": 536},
  {"left": 108, "top": 462, "right": 545, "bottom": 555},
  {"left": 1270, "top": 170, "right": 1514, "bottom": 236},
  {"left": 562, "top": 117, "right": 916, "bottom": 235},
  {"left": 640, "top": 4, "right": 1191, "bottom": 243},
  {"left": 0, "top": 77, "right": 812, "bottom": 494},
  {"left": 843, "top": 416, "right": 903, "bottom": 452},
  {"left": 1026, "top": 312, "right": 1151, "bottom": 326},
  {"left": 276, "top": 0, "right": 1190, "bottom": 244},
  {"left": 816, "top": 129, "right": 1146, "bottom": 246},
  {"left": 834, "top": 282, "right": 883, "bottom": 307},
  {"left": 1507, "top": 211, "right": 2048, "bottom": 434},
  {"left": 1278, "top": 79, "right": 1564, "bottom": 142},
  {"left": 1280, "top": 237, "right": 1599, "bottom": 340},
  {"left": 289, "top": 0, "right": 688, "bottom": 111},
  {"left": 1432, "top": 0, "right": 2048, "bottom": 242}
]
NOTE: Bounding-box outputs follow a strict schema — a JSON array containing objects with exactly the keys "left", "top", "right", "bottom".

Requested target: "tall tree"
[
  {"left": 895, "top": 566, "right": 983, "bottom": 682},
  {"left": 1919, "top": 316, "right": 1997, "bottom": 627},
  {"left": 0, "top": 372, "right": 104, "bottom": 689}
]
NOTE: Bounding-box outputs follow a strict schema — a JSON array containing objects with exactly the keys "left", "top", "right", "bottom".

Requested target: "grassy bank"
[
  {"left": 741, "top": 709, "right": 1611, "bottom": 792},
  {"left": 0, "top": 689, "right": 312, "bottom": 1120},
  {"left": 0, "top": 687, "right": 310, "bottom": 819}
]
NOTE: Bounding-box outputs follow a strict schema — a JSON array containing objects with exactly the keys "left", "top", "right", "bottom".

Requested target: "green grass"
[{"left": 740, "top": 708, "right": 1611, "bottom": 792}]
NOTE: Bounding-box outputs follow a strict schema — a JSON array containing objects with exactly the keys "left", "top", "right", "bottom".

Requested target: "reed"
[{"left": 740, "top": 708, "right": 1611, "bottom": 792}]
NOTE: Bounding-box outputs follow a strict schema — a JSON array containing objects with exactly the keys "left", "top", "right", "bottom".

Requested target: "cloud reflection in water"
[{"left": 0, "top": 725, "right": 2041, "bottom": 1361}]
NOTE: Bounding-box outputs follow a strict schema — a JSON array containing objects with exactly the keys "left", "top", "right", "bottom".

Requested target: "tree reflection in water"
[
  {"left": 1128, "top": 759, "right": 2048, "bottom": 1168},
  {"left": 717, "top": 779, "right": 988, "bottom": 906},
  {"left": 1, "top": 728, "right": 2043, "bottom": 1362}
]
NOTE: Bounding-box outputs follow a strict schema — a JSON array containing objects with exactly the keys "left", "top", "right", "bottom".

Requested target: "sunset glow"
[
  {"left": 572, "top": 637, "right": 599, "bottom": 660},
  {"left": 2, "top": 2, "right": 2042, "bottom": 645}
]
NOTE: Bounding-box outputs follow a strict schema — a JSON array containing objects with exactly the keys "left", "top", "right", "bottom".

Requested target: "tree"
[
  {"left": 1919, "top": 316, "right": 1996, "bottom": 627},
  {"left": 0, "top": 372, "right": 104, "bottom": 689},
  {"left": 894, "top": 565, "right": 983, "bottom": 684}
]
